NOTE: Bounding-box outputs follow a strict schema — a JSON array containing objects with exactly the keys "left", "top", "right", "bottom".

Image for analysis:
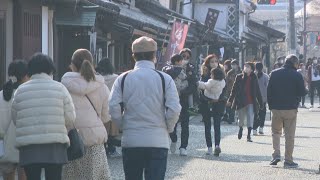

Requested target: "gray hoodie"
[{"left": 257, "top": 73, "right": 269, "bottom": 103}]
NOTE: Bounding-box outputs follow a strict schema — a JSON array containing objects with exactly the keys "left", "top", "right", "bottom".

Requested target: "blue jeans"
[{"left": 122, "top": 147, "right": 168, "bottom": 180}]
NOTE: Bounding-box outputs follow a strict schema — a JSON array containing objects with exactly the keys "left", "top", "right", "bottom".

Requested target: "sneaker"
[
  {"left": 259, "top": 127, "right": 264, "bottom": 135},
  {"left": 213, "top": 146, "right": 221, "bottom": 156},
  {"left": 180, "top": 148, "right": 187, "bottom": 156},
  {"left": 238, "top": 127, "right": 243, "bottom": 140},
  {"left": 247, "top": 137, "right": 253, "bottom": 142},
  {"left": 284, "top": 161, "right": 299, "bottom": 168},
  {"left": 310, "top": 105, "right": 314, "bottom": 109},
  {"left": 206, "top": 147, "right": 213, "bottom": 155},
  {"left": 301, "top": 105, "right": 307, "bottom": 108},
  {"left": 170, "top": 142, "right": 177, "bottom": 154},
  {"left": 269, "top": 158, "right": 281, "bottom": 165},
  {"left": 108, "top": 151, "right": 121, "bottom": 158},
  {"left": 253, "top": 130, "right": 258, "bottom": 136}
]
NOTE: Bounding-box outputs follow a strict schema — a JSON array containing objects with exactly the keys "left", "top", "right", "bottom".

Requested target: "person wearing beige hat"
[{"left": 109, "top": 36, "right": 181, "bottom": 180}]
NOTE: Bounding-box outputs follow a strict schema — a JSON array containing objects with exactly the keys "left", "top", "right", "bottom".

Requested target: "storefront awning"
[{"left": 55, "top": 8, "right": 97, "bottom": 27}]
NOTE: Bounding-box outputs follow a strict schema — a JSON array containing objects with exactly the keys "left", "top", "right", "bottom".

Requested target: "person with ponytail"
[
  {"left": 61, "top": 49, "right": 111, "bottom": 180},
  {"left": 198, "top": 54, "right": 228, "bottom": 156},
  {"left": 0, "top": 60, "right": 28, "bottom": 180},
  {"left": 253, "top": 62, "right": 269, "bottom": 135}
]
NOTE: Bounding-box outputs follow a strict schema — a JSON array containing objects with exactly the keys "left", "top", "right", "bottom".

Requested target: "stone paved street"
[{"left": 108, "top": 106, "right": 320, "bottom": 180}]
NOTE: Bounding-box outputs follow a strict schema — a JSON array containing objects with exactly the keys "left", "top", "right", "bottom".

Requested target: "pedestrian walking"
[
  {"left": 253, "top": 62, "right": 269, "bottom": 135},
  {"left": 198, "top": 54, "right": 227, "bottom": 156},
  {"left": 297, "top": 63, "right": 308, "bottom": 108},
  {"left": 61, "top": 49, "right": 111, "bottom": 180},
  {"left": 96, "top": 57, "right": 122, "bottom": 158},
  {"left": 169, "top": 48, "right": 197, "bottom": 156},
  {"left": 227, "top": 62, "right": 263, "bottom": 142},
  {"left": 268, "top": 54, "right": 306, "bottom": 168},
  {"left": 0, "top": 60, "right": 28, "bottom": 180},
  {"left": 108, "top": 36, "right": 181, "bottom": 180},
  {"left": 224, "top": 59, "right": 241, "bottom": 124},
  {"left": 11, "top": 53, "right": 76, "bottom": 180},
  {"left": 307, "top": 58, "right": 320, "bottom": 108}
]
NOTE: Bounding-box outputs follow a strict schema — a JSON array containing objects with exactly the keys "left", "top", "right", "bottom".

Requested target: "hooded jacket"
[
  {"left": 61, "top": 72, "right": 110, "bottom": 146},
  {"left": 11, "top": 73, "right": 76, "bottom": 148}
]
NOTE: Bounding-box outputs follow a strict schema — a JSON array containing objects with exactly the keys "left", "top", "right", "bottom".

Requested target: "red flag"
[
  {"left": 163, "top": 21, "right": 189, "bottom": 65},
  {"left": 270, "top": 0, "right": 276, "bottom": 5}
]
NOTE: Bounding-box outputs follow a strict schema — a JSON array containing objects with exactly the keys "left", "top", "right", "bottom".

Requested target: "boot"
[
  {"left": 247, "top": 127, "right": 253, "bottom": 142},
  {"left": 238, "top": 127, "right": 243, "bottom": 140}
]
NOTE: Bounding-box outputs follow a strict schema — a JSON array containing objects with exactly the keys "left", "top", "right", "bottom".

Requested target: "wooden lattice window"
[
  {"left": 23, "top": 12, "right": 41, "bottom": 38},
  {"left": 0, "top": 11, "right": 6, "bottom": 89}
]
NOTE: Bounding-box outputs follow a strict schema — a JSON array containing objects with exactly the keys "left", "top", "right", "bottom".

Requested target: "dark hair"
[
  {"left": 171, "top": 54, "right": 183, "bottom": 65},
  {"left": 203, "top": 54, "right": 219, "bottom": 69},
  {"left": 96, "top": 57, "right": 114, "bottom": 75},
  {"left": 132, "top": 51, "right": 155, "bottom": 61},
  {"left": 285, "top": 54, "right": 299, "bottom": 67},
  {"left": 72, "top": 49, "right": 96, "bottom": 82},
  {"left": 211, "top": 67, "right": 225, "bottom": 81},
  {"left": 255, "top": 62, "right": 263, "bottom": 78},
  {"left": 179, "top": 48, "right": 192, "bottom": 57},
  {"left": 224, "top": 60, "right": 232, "bottom": 72},
  {"left": 231, "top": 59, "right": 239, "bottom": 65},
  {"left": 299, "top": 63, "right": 305, "bottom": 68},
  {"left": 3, "top": 60, "right": 28, "bottom": 101},
  {"left": 245, "top": 62, "right": 255, "bottom": 72},
  {"left": 28, "top": 53, "right": 56, "bottom": 77}
]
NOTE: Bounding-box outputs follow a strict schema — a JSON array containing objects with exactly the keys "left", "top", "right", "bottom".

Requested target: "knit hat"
[{"left": 132, "top": 36, "right": 157, "bottom": 53}]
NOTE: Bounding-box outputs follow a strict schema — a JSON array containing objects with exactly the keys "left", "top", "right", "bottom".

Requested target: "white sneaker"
[
  {"left": 310, "top": 105, "right": 314, "bottom": 108},
  {"left": 253, "top": 130, "right": 258, "bottom": 136},
  {"left": 259, "top": 127, "right": 264, "bottom": 135},
  {"left": 206, "top": 147, "right": 213, "bottom": 155},
  {"left": 180, "top": 148, "right": 187, "bottom": 156},
  {"left": 170, "top": 142, "right": 177, "bottom": 154}
]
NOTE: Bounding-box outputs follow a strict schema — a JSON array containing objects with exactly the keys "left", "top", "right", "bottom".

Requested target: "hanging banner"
[{"left": 163, "top": 21, "right": 189, "bottom": 65}]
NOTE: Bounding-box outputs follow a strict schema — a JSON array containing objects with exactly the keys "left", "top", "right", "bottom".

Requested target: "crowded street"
[{"left": 109, "top": 106, "right": 320, "bottom": 180}]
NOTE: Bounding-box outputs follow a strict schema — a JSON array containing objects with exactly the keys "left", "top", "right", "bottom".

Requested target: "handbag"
[{"left": 67, "top": 127, "right": 85, "bottom": 161}]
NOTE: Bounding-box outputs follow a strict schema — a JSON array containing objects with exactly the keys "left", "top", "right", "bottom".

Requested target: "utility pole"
[
  {"left": 303, "top": 0, "right": 307, "bottom": 62},
  {"left": 289, "top": 0, "right": 296, "bottom": 54}
]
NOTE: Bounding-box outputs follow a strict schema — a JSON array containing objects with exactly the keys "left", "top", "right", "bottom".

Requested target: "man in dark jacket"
[
  {"left": 168, "top": 48, "right": 197, "bottom": 156},
  {"left": 268, "top": 54, "right": 306, "bottom": 168}
]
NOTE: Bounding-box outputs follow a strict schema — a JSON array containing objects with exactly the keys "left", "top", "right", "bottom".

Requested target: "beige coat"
[
  {"left": 0, "top": 91, "right": 18, "bottom": 164},
  {"left": 61, "top": 72, "right": 110, "bottom": 146}
]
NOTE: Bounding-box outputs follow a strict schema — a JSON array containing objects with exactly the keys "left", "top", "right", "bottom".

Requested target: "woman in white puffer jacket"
[
  {"left": 11, "top": 53, "right": 76, "bottom": 180},
  {"left": 0, "top": 60, "right": 28, "bottom": 180},
  {"left": 61, "top": 49, "right": 111, "bottom": 180}
]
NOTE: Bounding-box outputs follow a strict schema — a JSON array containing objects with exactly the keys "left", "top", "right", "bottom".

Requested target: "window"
[{"left": 170, "top": 0, "right": 178, "bottom": 12}]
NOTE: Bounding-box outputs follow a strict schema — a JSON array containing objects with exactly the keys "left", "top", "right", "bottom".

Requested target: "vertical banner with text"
[{"left": 163, "top": 21, "right": 189, "bottom": 65}]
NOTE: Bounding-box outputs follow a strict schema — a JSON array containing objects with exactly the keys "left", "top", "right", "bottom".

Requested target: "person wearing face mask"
[
  {"left": 198, "top": 54, "right": 228, "bottom": 156},
  {"left": 307, "top": 58, "right": 320, "bottom": 108},
  {"left": 168, "top": 48, "right": 197, "bottom": 156},
  {"left": 297, "top": 63, "right": 308, "bottom": 108},
  {"left": 227, "top": 62, "right": 263, "bottom": 142},
  {"left": 267, "top": 54, "right": 306, "bottom": 168},
  {"left": 224, "top": 60, "right": 242, "bottom": 124}
]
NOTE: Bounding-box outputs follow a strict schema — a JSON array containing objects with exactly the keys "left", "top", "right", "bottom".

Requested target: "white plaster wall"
[
  {"left": 42, "top": 6, "right": 49, "bottom": 55},
  {"left": 193, "top": 3, "right": 232, "bottom": 32},
  {"left": 159, "top": 0, "right": 170, "bottom": 9}
]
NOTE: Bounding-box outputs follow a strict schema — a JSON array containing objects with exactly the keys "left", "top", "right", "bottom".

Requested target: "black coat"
[
  {"left": 267, "top": 64, "right": 306, "bottom": 110},
  {"left": 228, "top": 72, "right": 263, "bottom": 114}
]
